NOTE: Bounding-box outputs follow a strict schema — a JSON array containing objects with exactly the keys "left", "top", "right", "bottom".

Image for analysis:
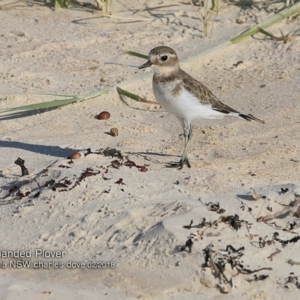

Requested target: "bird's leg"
[
  {"left": 179, "top": 124, "right": 192, "bottom": 168},
  {"left": 167, "top": 124, "right": 192, "bottom": 169}
]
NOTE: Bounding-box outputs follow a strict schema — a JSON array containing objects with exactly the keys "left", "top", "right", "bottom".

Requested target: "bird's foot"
[{"left": 166, "top": 157, "right": 191, "bottom": 169}]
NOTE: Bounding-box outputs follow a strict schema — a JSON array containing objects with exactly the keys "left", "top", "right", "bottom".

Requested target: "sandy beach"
[{"left": 0, "top": 0, "right": 300, "bottom": 299}]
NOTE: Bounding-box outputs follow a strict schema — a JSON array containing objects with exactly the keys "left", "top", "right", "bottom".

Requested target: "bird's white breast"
[{"left": 153, "top": 80, "right": 223, "bottom": 123}]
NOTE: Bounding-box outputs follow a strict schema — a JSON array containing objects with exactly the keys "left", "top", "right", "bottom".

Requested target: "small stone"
[
  {"left": 69, "top": 152, "right": 81, "bottom": 159},
  {"left": 98, "top": 111, "right": 110, "bottom": 120},
  {"left": 110, "top": 127, "right": 118, "bottom": 137}
]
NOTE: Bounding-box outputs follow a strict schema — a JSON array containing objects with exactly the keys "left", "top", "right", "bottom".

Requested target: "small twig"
[
  {"left": 257, "top": 179, "right": 273, "bottom": 219},
  {"left": 0, "top": 0, "right": 22, "bottom": 8},
  {"left": 236, "top": 266, "right": 272, "bottom": 275},
  {"left": 208, "top": 246, "right": 220, "bottom": 276},
  {"left": 209, "top": 0, "right": 225, "bottom": 38},
  {"left": 257, "top": 206, "right": 291, "bottom": 222},
  {"left": 189, "top": 0, "right": 203, "bottom": 23},
  {"left": 268, "top": 249, "right": 281, "bottom": 261},
  {"left": 101, "top": 14, "right": 151, "bottom": 22}
]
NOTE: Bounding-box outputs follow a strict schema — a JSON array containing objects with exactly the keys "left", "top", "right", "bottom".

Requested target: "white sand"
[{"left": 0, "top": 0, "right": 300, "bottom": 299}]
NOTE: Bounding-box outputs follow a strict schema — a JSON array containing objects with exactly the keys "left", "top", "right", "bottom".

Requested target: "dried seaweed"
[
  {"left": 287, "top": 259, "right": 300, "bottom": 266},
  {"left": 51, "top": 182, "right": 68, "bottom": 191},
  {"left": 203, "top": 202, "right": 226, "bottom": 214},
  {"left": 85, "top": 147, "right": 123, "bottom": 159},
  {"left": 2, "top": 186, "right": 19, "bottom": 199},
  {"left": 102, "top": 148, "right": 123, "bottom": 158},
  {"left": 284, "top": 275, "right": 300, "bottom": 289},
  {"left": 258, "top": 236, "right": 275, "bottom": 248},
  {"left": 124, "top": 159, "right": 148, "bottom": 172},
  {"left": 14, "top": 157, "right": 29, "bottom": 176},
  {"left": 202, "top": 243, "right": 271, "bottom": 289},
  {"left": 245, "top": 224, "right": 258, "bottom": 240},
  {"left": 236, "top": 198, "right": 253, "bottom": 215},
  {"left": 221, "top": 215, "right": 242, "bottom": 231},
  {"left": 58, "top": 164, "right": 71, "bottom": 168},
  {"left": 280, "top": 188, "right": 289, "bottom": 194},
  {"left": 183, "top": 218, "right": 211, "bottom": 230},
  {"left": 225, "top": 245, "right": 245, "bottom": 254},
  {"left": 110, "top": 157, "right": 148, "bottom": 172},
  {"left": 139, "top": 166, "right": 148, "bottom": 172},
  {"left": 257, "top": 197, "right": 300, "bottom": 223},
  {"left": 79, "top": 168, "right": 100, "bottom": 181},
  {"left": 183, "top": 219, "right": 194, "bottom": 229},
  {"left": 203, "top": 244, "right": 272, "bottom": 282},
  {"left": 180, "top": 238, "right": 193, "bottom": 253},
  {"left": 16, "top": 191, "right": 30, "bottom": 198},
  {"left": 124, "top": 160, "right": 136, "bottom": 168},
  {"left": 273, "top": 232, "right": 300, "bottom": 246},
  {"left": 4, "top": 148, "right": 151, "bottom": 203},
  {"left": 203, "top": 244, "right": 212, "bottom": 267},
  {"left": 33, "top": 192, "right": 40, "bottom": 199},
  {"left": 183, "top": 215, "right": 247, "bottom": 248},
  {"left": 84, "top": 148, "right": 92, "bottom": 157},
  {"left": 102, "top": 168, "right": 112, "bottom": 180},
  {"left": 247, "top": 274, "right": 269, "bottom": 282},
  {"left": 232, "top": 263, "right": 272, "bottom": 275},
  {"left": 115, "top": 178, "right": 125, "bottom": 185}
]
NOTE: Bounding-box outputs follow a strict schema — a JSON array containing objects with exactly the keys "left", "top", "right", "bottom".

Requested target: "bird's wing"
[{"left": 180, "top": 69, "right": 264, "bottom": 123}]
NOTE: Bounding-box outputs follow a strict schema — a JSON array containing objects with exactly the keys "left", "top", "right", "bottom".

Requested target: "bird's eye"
[{"left": 161, "top": 55, "right": 168, "bottom": 62}]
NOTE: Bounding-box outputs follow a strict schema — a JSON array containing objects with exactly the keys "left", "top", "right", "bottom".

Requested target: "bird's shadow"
[{"left": 0, "top": 140, "right": 75, "bottom": 158}]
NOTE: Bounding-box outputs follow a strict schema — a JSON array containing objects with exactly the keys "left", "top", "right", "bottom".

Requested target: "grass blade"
[
  {"left": 116, "top": 87, "right": 157, "bottom": 104},
  {"left": 0, "top": 89, "right": 109, "bottom": 115},
  {"left": 230, "top": 1, "right": 300, "bottom": 44},
  {"left": 125, "top": 51, "right": 148, "bottom": 60}
]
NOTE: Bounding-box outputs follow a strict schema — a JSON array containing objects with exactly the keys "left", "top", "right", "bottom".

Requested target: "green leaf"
[{"left": 0, "top": 89, "right": 109, "bottom": 116}]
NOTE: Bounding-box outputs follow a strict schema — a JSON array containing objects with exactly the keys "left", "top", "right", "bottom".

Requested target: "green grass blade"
[
  {"left": 0, "top": 89, "right": 109, "bottom": 115},
  {"left": 116, "top": 87, "right": 157, "bottom": 104},
  {"left": 55, "top": 0, "right": 71, "bottom": 9},
  {"left": 230, "top": 1, "right": 300, "bottom": 44},
  {"left": 125, "top": 51, "right": 148, "bottom": 60},
  {"left": 116, "top": 86, "right": 142, "bottom": 102}
]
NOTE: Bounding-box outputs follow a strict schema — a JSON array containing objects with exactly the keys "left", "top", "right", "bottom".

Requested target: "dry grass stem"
[
  {"left": 257, "top": 27, "right": 292, "bottom": 43},
  {"left": 102, "top": 14, "right": 151, "bottom": 21}
]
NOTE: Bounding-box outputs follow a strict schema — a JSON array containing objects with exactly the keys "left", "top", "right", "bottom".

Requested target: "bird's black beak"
[{"left": 139, "top": 60, "right": 153, "bottom": 69}]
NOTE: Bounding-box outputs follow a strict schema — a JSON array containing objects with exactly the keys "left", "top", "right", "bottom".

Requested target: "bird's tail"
[{"left": 239, "top": 113, "right": 265, "bottom": 123}]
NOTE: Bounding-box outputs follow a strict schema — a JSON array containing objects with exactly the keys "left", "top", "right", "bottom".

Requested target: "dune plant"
[
  {"left": 55, "top": 0, "right": 113, "bottom": 12},
  {"left": 96, "top": 0, "right": 113, "bottom": 14},
  {"left": 189, "top": 0, "right": 223, "bottom": 37},
  {"left": 0, "top": 90, "right": 109, "bottom": 119},
  {"left": 55, "top": 0, "right": 71, "bottom": 9}
]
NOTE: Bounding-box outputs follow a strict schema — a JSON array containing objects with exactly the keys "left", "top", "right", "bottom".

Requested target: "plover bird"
[{"left": 139, "top": 46, "right": 264, "bottom": 169}]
